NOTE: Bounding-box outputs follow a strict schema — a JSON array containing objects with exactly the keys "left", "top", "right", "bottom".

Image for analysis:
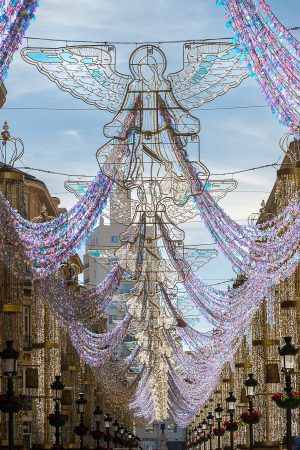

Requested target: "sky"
[{"left": 1, "top": 0, "right": 299, "bottom": 322}]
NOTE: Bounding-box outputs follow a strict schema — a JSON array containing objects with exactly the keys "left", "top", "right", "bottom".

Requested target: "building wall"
[
  {"left": 188, "top": 139, "right": 300, "bottom": 449},
  {"left": 0, "top": 165, "right": 105, "bottom": 448}
]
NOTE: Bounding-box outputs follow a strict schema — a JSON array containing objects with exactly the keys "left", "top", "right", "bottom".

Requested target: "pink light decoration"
[
  {"left": 37, "top": 265, "right": 124, "bottom": 325},
  {"left": 216, "top": 0, "right": 300, "bottom": 133},
  {"left": 0, "top": 0, "right": 39, "bottom": 80},
  {"left": 0, "top": 171, "right": 113, "bottom": 276},
  {"left": 68, "top": 314, "right": 132, "bottom": 367}
]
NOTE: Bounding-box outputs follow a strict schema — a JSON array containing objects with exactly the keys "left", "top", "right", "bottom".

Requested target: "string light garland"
[
  {"left": 0, "top": 0, "right": 39, "bottom": 80},
  {"left": 216, "top": 0, "right": 300, "bottom": 133}
]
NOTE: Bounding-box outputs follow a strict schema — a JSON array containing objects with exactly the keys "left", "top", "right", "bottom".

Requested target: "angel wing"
[
  {"left": 168, "top": 41, "right": 248, "bottom": 110},
  {"left": 21, "top": 45, "right": 132, "bottom": 113}
]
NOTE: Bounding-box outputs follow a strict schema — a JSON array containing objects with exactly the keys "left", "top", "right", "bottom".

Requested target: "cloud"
[{"left": 63, "top": 130, "right": 81, "bottom": 138}]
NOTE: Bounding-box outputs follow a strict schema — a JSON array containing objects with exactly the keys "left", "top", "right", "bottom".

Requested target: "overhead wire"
[
  {"left": 16, "top": 161, "right": 281, "bottom": 178},
  {"left": 21, "top": 27, "right": 300, "bottom": 45},
  {"left": 2, "top": 104, "right": 268, "bottom": 111}
]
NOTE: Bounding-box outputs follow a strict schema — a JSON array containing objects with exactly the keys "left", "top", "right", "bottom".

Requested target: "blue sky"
[{"left": 1, "top": 0, "right": 299, "bottom": 309}]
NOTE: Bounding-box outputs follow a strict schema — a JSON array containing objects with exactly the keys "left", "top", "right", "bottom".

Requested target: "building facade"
[
  {"left": 0, "top": 157, "right": 124, "bottom": 447},
  {"left": 188, "top": 137, "right": 300, "bottom": 449}
]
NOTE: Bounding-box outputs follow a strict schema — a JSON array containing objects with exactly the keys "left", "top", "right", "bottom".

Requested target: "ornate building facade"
[
  {"left": 0, "top": 127, "right": 129, "bottom": 448},
  {"left": 188, "top": 138, "right": 300, "bottom": 450}
]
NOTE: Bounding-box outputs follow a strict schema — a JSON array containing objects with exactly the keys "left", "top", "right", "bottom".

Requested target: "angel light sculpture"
[{"left": 22, "top": 42, "right": 246, "bottom": 209}]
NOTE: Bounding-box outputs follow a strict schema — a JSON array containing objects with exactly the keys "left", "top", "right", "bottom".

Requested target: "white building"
[{"left": 83, "top": 188, "right": 134, "bottom": 354}]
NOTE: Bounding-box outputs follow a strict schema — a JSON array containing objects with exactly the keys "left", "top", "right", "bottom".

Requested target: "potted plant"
[
  {"left": 213, "top": 427, "right": 225, "bottom": 437},
  {"left": 240, "top": 410, "right": 261, "bottom": 425},
  {"left": 224, "top": 420, "right": 239, "bottom": 432},
  {"left": 0, "top": 394, "right": 23, "bottom": 413},
  {"left": 92, "top": 429, "right": 103, "bottom": 440},
  {"left": 271, "top": 392, "right": 300, "bottom": 410},
  {"left": 201, "top": 435, "right": 209, "bottom": 443},
  {"left": 48, "top": 413, "right": 68, "bottom": 428},
  {"left": 74, "top": 424, "right": 89, "bottom": 436},
  {"left": 103, "top": 433, "right": 112, "bottom": 443}
]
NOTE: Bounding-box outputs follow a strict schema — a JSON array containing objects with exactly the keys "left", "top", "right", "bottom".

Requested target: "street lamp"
[
  {"left": 201, "top": 419, "right": 208, "bottom": 450},
  {"left": 226, "top": 392, "right": 236, "bottom": 450},
  {"left": 113, "top": 420, "right": 119, "bottom": 449},
  {"left": 196, "top": 424, "right": 202, "bottom": 450},
  {"left": 104, "top": 414, "right": 113, "bottom": 449},
  {"left": 278, "top": 336, "right": 299, "bottom": 450},
  {"left": 93, "top": 406, "right": 103, "bottom": 450},
  {"left": 50, "top": 375, "right": 65, "bottom": 448},
  {"left": 201, "top": 419, "right": 207, "bottom": 432},
  {"left": 119, "top": 424, "right": 125, "bottom": 447},
  {"left": 244, "top": 374, "right": 258, "bottom": 450},
  {"left": 113, "top": 419, "right": 119, "bottom": 433},
  {"left": 76, "top": 393, "right": 88, "bottom": 450},
  {"left": 192, "top": 427, "right": 198, "bottom": 450},
  {"left": 214, "top": 404, "right": 223, "bottom": 450},
  {"left": 0, "top": 340, "right": 19, "bottom": 450},
  {"left": 187, "top": 430, "right": 192, "bottom": 449},
  {"left": 206, "top": 412, "right": 214, "bottom": 450}
]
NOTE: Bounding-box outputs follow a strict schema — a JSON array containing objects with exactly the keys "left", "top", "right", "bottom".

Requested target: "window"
[
  {"left": 111, "top": 236, "right": 118, "bottom": 243},
  {"left": 167, "top": 423, "right": 177, "bottom": 433},
  {"left": 109, "top": 315, "right": 118, "bottom": 324},
  {"left": 123, "top": 334, "right": 135, "bottom": 343},
  {"left": 23, "top": 306, "right": 32, "bottom": 351}
]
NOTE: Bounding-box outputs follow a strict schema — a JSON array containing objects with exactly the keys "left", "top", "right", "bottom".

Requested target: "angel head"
[{"left": 129, "top": 45, "right": 167, "bottom": 83}]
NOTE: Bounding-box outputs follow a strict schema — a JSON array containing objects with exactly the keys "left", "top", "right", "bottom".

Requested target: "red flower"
[
  {"left": 271, "top": 393, "right": 282, "bottom": 402},
  {"left": 240, "top": 410, "right": 261, "bottom": 424}
]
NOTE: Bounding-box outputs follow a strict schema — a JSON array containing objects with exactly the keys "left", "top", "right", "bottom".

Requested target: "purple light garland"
[
  {"left": 0, "top": 0, "right": 39, "bottom": 80},
  {"left": 216, "top": 0, "right": 300, "bottom": 133}
]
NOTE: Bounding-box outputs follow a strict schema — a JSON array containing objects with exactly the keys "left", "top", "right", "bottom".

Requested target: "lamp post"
[
  {"left": 244, "top": 374, "right": 258, "bottom": 450},
  {"left": 214, "top": 404, "right": 223, "bottom": 450},
  {"left": 202, "top": 419, "right": 208, "bottom": 450},
  {"left": 113, "top": 419, "right": 119, "bottom": 449},
  {"left": 197, "top": 424, "right": 202, "bottom": 450},
  {"left": 207, "top": 412, "right": 214, "bottom": 450},
  {"left": 93, "top": 406, "right": 103, "bottom": 450},
  {"left": 119, "top": 423, "right": 125, "bottom": 448},
  {"left": 226, "top": 392, "right": 236, "bottom": 450},
  {"left": 104, "top": 414, "right": 113, "bottom": 449},
  {"left": 50, "top": 375, "right": 65, "bottom": 448},
  {"left": 76, "top": 393, "right": 87, "bottom": 450},
  {"left": 0, "top": 340, "right": 19, "bottom": 450},
  {"left": 278, "top": 336, "right": 299, "bottom": 450},
  {"left": 192, "top": 426, "right": 198, "bottom": 450},
  {"left": 128, "top": 429, "right": 133, "bottom": 449},
  {"left": 187, "top": 429, "right": 192, "bottom": 450}
]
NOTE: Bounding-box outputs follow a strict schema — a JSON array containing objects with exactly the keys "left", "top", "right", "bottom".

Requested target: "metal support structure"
[
  {"left": 7, "top": 376, "right": 14, "bottom": 450},
  {"left": 217, "top": 421, "right": 221, "bottom": 450},
  {"left": 209, "top": 427, "right": 212, "bottom": 450},
  {"left": 54, "top": 401, "right": 61, "bottom": 447},
  {"left": 96, "top": 420, "right": 101, "bottom": 450},
  {"left": 248, "top": 398, "right": 254, "bottom": 450},
  {"left": 79, "top": 413, "right": 84, "bottom": 450},
  {"left": 106, "top": 428, "right": 110, "bottom": 450},
  {"left": 229, "top": 412, "right": 234, "bottom": 450},
  {"left": 285, "top": 372, "right": 292, "bottom": 450}
]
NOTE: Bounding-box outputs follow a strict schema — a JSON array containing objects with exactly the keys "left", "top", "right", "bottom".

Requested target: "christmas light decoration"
[
  {"left": 0, "top": 0, "right": 39, "bottom": 80},
  {"left": 216, "top": 0, "right": 300, "bottom": 133}
]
